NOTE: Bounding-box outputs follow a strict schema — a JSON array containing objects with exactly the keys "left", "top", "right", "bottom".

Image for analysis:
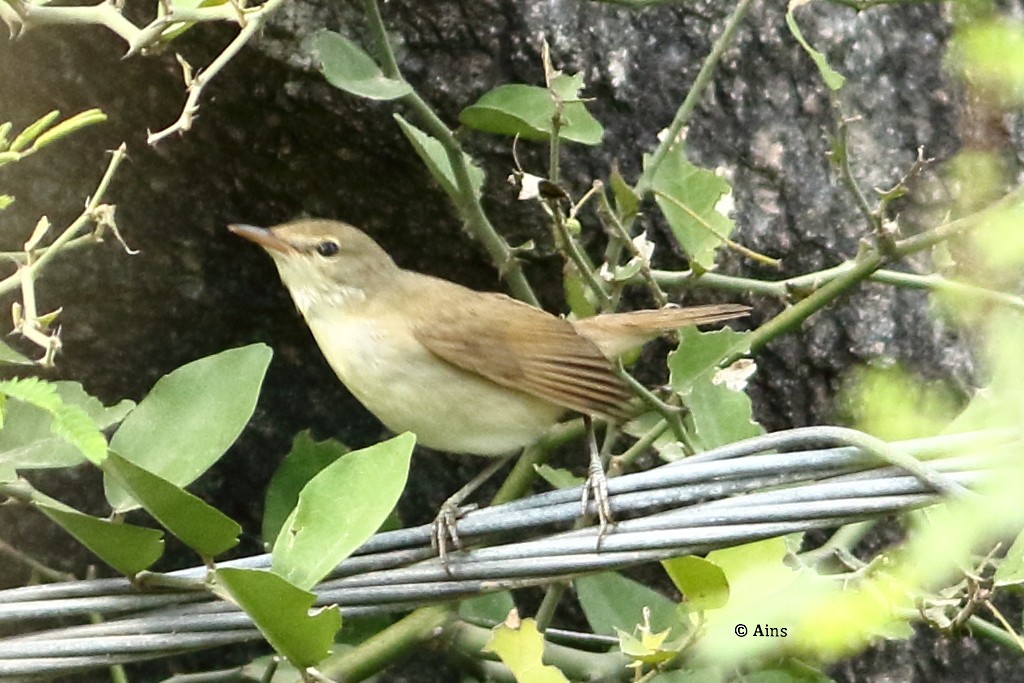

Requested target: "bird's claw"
[
  {"left": 581, "top": 458, "right": 615, "bottom": 547},
  {"left": 431, "top": 500, "right": 478, "bottom": 569}
]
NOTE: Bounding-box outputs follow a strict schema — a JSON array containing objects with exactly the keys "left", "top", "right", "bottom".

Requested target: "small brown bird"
[{"left": 230, "top": 219, "right": 748, "bottom": 544}]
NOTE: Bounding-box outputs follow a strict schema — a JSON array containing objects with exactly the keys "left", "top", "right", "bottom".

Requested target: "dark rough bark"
[{"left": 0, "top": 0, "right": 1011, "bottom": 681}]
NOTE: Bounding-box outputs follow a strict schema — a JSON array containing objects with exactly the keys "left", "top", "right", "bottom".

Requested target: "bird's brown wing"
[{"left": 412, "top": 290, "right": 633, "bottom": 421}]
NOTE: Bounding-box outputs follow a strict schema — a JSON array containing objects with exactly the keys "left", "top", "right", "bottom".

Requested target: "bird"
[{"left": 229, "top": 219, "right": 749, "bottom": 552}]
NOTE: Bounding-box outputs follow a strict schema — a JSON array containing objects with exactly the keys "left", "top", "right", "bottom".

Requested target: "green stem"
[
  {"left": 361, "top": 0, "right": 539, "bottom": 306},
  {"left": 489, "top": 421, "right": 583, "bottom": 506},
  {"left": 633, "top": 0, "right": 755, "bottom": 198},
  {"left": 315, "top": 606, "right": 454, "bottom": 682}
]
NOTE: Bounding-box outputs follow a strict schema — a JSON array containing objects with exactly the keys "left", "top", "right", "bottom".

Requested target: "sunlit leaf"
[
  {"left": 104, "top": 452, "right": 240, "bottom": 558},
  {"left": 106, "top": 344, "right": 272, "bottom": 511},
  {"left": 483, "top": 614, "right": 569, "bottom": 683},
  {"left": 272, "top": 433, "right": 415, "bottom": 589},
  {"left": 662, "top": 556, "right": 729, "bottom": 612},
  {"left": 214, "top": 568, "right": 341, "bottom": 668},
  {"left": 0, "top": 378, "right": 109, "bottom": 466},
  {"left": 262, "top": 431, "right": 349, "bottom": 547}
]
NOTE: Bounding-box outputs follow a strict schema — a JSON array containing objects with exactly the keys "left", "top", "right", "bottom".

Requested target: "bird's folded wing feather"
[{"left": 412, "top": 292, "right": 633, "bottom": 420}]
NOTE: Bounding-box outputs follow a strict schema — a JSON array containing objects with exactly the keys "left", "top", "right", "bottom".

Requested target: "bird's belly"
[{"left": 306, "top": 316, "right": 564, "bottom": 456}]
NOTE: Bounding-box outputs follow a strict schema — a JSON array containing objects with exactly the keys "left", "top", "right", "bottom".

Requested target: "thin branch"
[
  {"left": 632, "top": 0, "right": 755, "bottom": 199},
  {"left": 147, "top": 0, "right": 286, "bottom": 144},
  {"left": 361, "top": 0, "right": 539, "bottom": 306}
]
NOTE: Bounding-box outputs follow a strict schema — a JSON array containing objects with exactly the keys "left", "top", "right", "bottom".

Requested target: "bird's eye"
[{"left": 316, "top": 240, "right": 340, "bottom": 257}]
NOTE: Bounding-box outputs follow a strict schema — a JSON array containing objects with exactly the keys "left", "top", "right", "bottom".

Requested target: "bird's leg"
[
  {"left": 580, "top": 415, "right": 614, "bottom": 540},
  {"left": 431, "top": 454, "right": 514, "bottom": 566}
]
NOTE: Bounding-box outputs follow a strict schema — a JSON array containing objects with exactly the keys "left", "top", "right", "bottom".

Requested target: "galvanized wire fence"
[{"left": 0, "top": 427, "right": 1014, "bottom": 679}]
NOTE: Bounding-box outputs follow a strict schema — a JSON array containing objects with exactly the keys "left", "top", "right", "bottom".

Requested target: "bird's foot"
[
  {"left": 581, "top": 458, "right": 615, "bottom": 545},
  {"left": 431, "top": 499, "right": 478, "bottom": 570}
]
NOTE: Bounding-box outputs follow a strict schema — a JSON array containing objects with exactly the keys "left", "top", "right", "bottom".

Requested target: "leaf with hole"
[
  {"left": 215, "top": 568, "right": 341, "bottom": 668},
  {"left": 272, "top": 433, "right": 415, "bottom": 589}
]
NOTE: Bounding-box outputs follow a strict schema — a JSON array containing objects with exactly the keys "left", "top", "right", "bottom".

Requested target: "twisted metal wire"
[{"left": 0, "top": 427, "right": 1014, "bottom": 678}]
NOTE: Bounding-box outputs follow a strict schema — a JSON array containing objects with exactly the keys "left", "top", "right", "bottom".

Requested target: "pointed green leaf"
[
  {"left": 0, "top": 378, "right": 109, "bottom": 466},
  {"left": 106, "top": 344, "right": 272, "bottom": 511},
  {"left": 786, "top": 5, "right": 846, "bottom": 91},
  {"left": 650, "top": 148, "right": 735, "bottom": 270},
  {"left": 10, "top": 110, "right": 59, "bottom": 152},
  {"left": 460, "top": 83, "right": 603, "bottom": 145},
  {"left": 393, "top": 114, "right": 485, "bottom": 198},
  {"left": 662, "top": 556, "right": 728, "bottom": 612},
  {"left": 262, "top": 431, "right": 349, "bottom": 546},
  {"left": 214, "top": 568, "right": 341, "bottom": 668},
  {"left": 103, "top": 452, "right": 240, "bottom": 558},
  {"left": 575, "top": 572, "right": 678, "bottom": 637},
  {"left": 30, "top": 109, "right": 107, "bottom": 151},
  {"left": 0, "top": 339, "right": 31, "bottom": 365},
  {"left": 34, "top": 497, "right": 163, "bottom": 576},
  {"left": 0, "top": 381, "right": 132, "bottom": 470},
  {"left": 313, "top": 31, "right": 413, "bottom": 100},
  {"left": 272, "top": 433, "right": 415, "bottom": 589},
  {"left": 609, "top": 165, "right": 640, "bottom": 221},
  {"left": 483, "top": 616, "right": 569, "bottom": 683}
]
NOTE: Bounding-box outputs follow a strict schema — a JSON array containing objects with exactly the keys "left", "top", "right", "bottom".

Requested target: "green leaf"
[
  {"left": 30, "top": 109, "right": 107, "bottom": 151},
  {"left": 0, "top": 339, "right": 31, "bottom": 365},
  {"left": 459, "top": 591, "right": 516, "bottom": 623},
  {"left": 686, "top": 372, "right": 764, "bottom": 451},
  {"left": 0, "top": 378, "right": 110, "bottom": 466},
  {"left": 995, "top": 528, "right": 1024, "bottom": 586},
  {"left": 668, "top": 328, "right": 751, "bottom": 394},
  {"left": 272, "top": 433, "right": 415, "bottom": 589},
  {"left": 575, "top": 572, "right": 678, "bottom": 637},
  {"left": 948, "top": 19, "right": 1024, "bottom": 107},
  {"left": 533, "top": 464, "right": 584, "bottom": 490},
  {"left": 0, "top": 194, "right": 14, "bottom": 210},
  {"left": 214, "top": 568, "right": 341, "bottom": 668},
  {"left": 650, "top": 148, "right": 735, "bottom": 270},
  {"left": 103, "top": 452, "right": 240, "bottom": 558},
  {"left": 106, "top": 344, "right": 272, "bottom": 512},
  {"left": 393, "top": 114, "right": 485, "bottom": 198},
  {"left": 460, "top": 83, "right": 603, "bottom": 145},
  {"left": 842, "top": 364, "right": 960, "bottom": 441},
  {"left": 0, "top": 381, "right": 132, "bottom": 471},
  {"left": 786, "top": 4, "right": 846, "bottom": 91},
  {"left": 609, "top": 165, "right": 639, "bottom": 221},
  {"left": 262, "top": 431, "right": 349, "bottom": 547},
  {"left": 9, "top": 110, "right": 59, "bottom": 152},
  {"left": 562, "top": 263, "right": 599, "bottom": 319},
  {"left": 483, "top": 616, "right": 569, "bottom": 683},
  {"left": 666, "top": 328, "right": 761, "bottom": 451},
  {"left": 662, "top": 556, "right": 729, "bottom": 612},
  {"left": 34, "top": 496, "right": 163, "bottom": 576},
  {"left": 312, "top": 31, "right": 413, "bottom": 100}
]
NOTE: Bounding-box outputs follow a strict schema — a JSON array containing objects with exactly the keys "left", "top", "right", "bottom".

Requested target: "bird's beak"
[{"left": 228, "top": 224, "right": 294, "bottom": 254}]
